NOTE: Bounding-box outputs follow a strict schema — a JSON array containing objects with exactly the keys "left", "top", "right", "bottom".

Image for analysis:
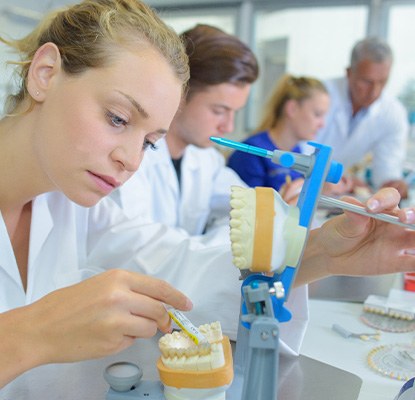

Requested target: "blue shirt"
[{"left": 227, "top": 131, "right": 303, "bottom": 191}]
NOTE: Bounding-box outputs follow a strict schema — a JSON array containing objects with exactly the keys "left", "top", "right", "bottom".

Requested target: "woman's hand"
[
  {"left": 322, "top": 175, "right": 356, "bottom": 197},
  {"left": 0, "top": 269, "right": 192, "bottom": 387},
  {"left": 381, "top": 179, "right": 409, "bottom": 200},
  {"left": 279, "top": 178, "right": 304, "bottom": 205},
  {"left": 296, "top": 188, "right": 415, "bottom": 286}
]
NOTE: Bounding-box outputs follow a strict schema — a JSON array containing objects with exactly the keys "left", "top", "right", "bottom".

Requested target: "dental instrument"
[
  {"left": 319, "top": 195, "right": 415, "bottom": 230},
  {"left": 212, "top": 136, "right": 415, "bottom": 231},
  {"left": 331, "top": 323, "right": 380, "bottom": 341}
]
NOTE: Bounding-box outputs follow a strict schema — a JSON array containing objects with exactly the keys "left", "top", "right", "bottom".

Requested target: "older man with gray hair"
[{"left": 313, "top": 37, "right": 409, "bottom": 198}]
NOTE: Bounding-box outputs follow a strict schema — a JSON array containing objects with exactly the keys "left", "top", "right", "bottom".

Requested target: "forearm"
[
  {"left": 293, "top": 229, "right": 331, "bottom": 287},
  {"left": 0, "top": 306, "right": 46, "bottom": 388}
]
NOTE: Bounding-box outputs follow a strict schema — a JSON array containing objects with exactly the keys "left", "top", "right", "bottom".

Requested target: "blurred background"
[{"left": 2, "top": 0, "right": 415, "bottom": 139}]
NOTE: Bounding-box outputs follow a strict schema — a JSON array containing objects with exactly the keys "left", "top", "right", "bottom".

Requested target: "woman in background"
[{"left": 228, "top": 74, "right": 352, "bottom": 203}]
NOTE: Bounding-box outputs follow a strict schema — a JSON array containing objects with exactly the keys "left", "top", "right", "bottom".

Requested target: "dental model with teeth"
[
  {"left": 230, "top": 185, "right": 307, "bottom": 273},
  {"left": 157, "top": 321, "right": 233, "bottom": 400}
]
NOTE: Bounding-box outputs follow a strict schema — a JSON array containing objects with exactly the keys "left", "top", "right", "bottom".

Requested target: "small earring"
[{"left": 35, "top": 90, "right": 40, "bottom": 96}]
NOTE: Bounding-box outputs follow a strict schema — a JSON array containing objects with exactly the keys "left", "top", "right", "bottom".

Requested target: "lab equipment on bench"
[
  {"left": 361, "top": 289, "right": 415, "bottom": 333},
  {"left": 368, "top": 343, "right": 415, "bottom": 381},
  {"left": 104, "top": 136, "right": 403, "bottom": 399},
  {"left": 331, "top": 323, "right": 380, "bottom": 341},
  {"left": 217, "top": 137, "right": 342, "bottom": 400}
]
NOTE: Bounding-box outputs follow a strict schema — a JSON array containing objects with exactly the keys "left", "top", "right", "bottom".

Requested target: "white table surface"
[
  {"left": 3, "top": 298, "right": 412, "bottom": 400},
  {"left": 300, "top": 299, "right": 414, "bottom": 400}
]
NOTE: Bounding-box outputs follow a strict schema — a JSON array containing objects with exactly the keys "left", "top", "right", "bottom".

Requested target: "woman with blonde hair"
[
  {"left": 0, "top": 0, "right": 191, "bottom": 389},
  {"left": 228, "top": 74, "right": 330, "bottom": 197}
]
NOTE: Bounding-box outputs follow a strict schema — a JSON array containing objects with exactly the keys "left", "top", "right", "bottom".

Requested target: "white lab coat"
[
  {"left": 0, "top": 147, "right": 309, "bottom": 398},
  {"left": 309, "top": 77, "right": 409, "bottom": 187},
  {"left": 0, "top": 191, "right": 242, "bottom": 332},
  {"left": 117, "top": 138, "right": 240, "bottom": 235}
]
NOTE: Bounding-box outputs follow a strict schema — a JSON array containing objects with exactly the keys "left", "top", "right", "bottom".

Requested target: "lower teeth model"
[
  {"left": 230, "top": 185, "right": 307, "bottom": 273},
  {"left": 157, "top": 321, "right": 233, "bottom": 400}
]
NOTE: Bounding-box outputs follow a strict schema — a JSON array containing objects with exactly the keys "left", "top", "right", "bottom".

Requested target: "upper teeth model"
[{"left": 230, "top": 185, "right": 307, "bottom": 273}]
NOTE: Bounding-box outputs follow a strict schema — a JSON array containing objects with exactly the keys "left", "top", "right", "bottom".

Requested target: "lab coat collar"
[
  {"left": 344, "top": 77, "right": 384, "bottom": 118},
  {"left": 157, "top": 138, "right": 200, "bottom": 171},
  {"left": 182, "top": 145, "right": 203, "bottom": 171},
  {"left": 0, "top": 194, "right": 53, "bottom": 290},
  {"left": 366, "top": 94, "right": 383, "bottom": 116},
  {"left": 0, "top": 210, "right": 21, "bottom": 286},
  {"left": 156, "top": 138, "right": 173, "bottom": 165},
  {"left": 28, "top": 194, "right": 53, "bottom": 273},
  {"left": 156, "top": 138, "right": 183, "bottom": 192}
]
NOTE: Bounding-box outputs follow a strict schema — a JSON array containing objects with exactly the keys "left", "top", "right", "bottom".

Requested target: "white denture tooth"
[
  {"left": 233, "top": 256, "right": 248, "bottom": 269},
  {"left": 161, "top": 356, "right": 173, "bottom": 369},
  {"left": 170, "top": 356, "right": 179, "bottom": 370},
  {"left": 231, "top": 193, "right": 243, "bottom": 201},
  {"left": 230, "top": 230, "right": 243, "bottom": 242},
  {"left": 159, "top": 335, "right": 167, "bottom": 345},
  {"left": 199, "top": 342, "right": 211, "bottom": 355},
  {"left": 230, "top": 233, "right": 238, "bottom": 242},
  {"left": 199, "top": 323, "right": 209, "bottom": 333},
  {"left": 210, "top": 322, "right": 223, "bottom": 341},
  {"left": 234, "top": 257, "right": 249, "bottom": 269},
  {"left": 187, "top": 346, "right": 198, "bottom": 357},
  {"left": 231, "top": 186, "right": 245, "bottom": 196},
  {"left": 232, "top": 243, "right": 243, "bottom": 256},
  {"left": 201, "top": 322, "right": 220, "bottom": 343},
  {"left": 183, "top": 355, "right": 199, "bottom": 370},
  {"left": 231, "top": 187, "right": 243, "bottom": 195},
  {"left": 230, "top": 209, "right": 242, "bottom": 218},
  {"left": 197, "top": 354, "right": 211, "bottom": 371},
  {"left": 158, "top": 339, "right": 172, "bottom": 356},
  {"left": 230, "top": 199, "right": 245, "bottom": 208},
  {"left": 172, "top": 331, "right": 181, "bottom": 339},
  {"left": 211, "top": 343, "right": 225, "bottom": 369},
  {"left": 160, "top": 348, "right": 170, "bottom": 358},
  {"left": 230, "top": 218, "right": 241, "bottom": 228},
  {"left": 199, "top": 324, "right": 211, "bottom": 339},
  {"left": 176, "top": 356, "right": 185, "bottom": 369}
]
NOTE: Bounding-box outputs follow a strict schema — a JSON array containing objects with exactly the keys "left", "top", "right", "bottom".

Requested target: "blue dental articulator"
[
  {"left": 212, "top": 137, "right": 343, "bottom": 400},
  {"left": 103, "top": 138, "right": 414, "bottom": 399}
]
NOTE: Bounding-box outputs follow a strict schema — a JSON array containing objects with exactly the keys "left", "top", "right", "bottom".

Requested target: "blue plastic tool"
[{"left": 212, "top": 136, "right": 342, "bottom": 400}]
